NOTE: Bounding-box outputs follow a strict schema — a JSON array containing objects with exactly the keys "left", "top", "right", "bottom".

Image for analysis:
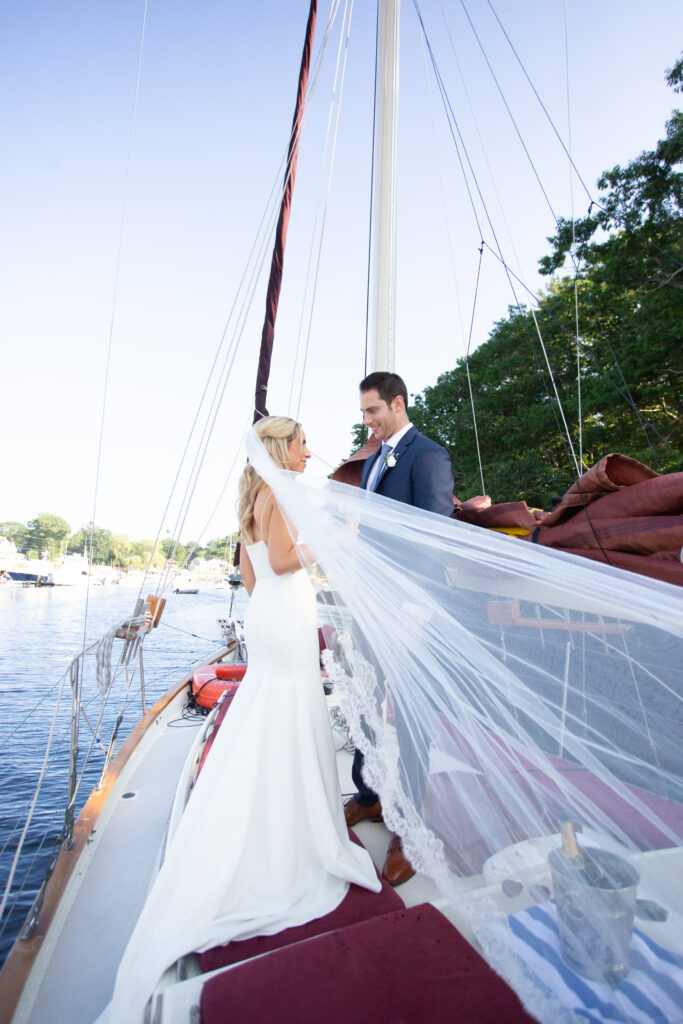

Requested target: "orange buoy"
[{"left": 192, "top": 662, "right": 247, "bottom": 710}]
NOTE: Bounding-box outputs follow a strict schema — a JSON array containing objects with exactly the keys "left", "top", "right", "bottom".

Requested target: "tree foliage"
[
  {"left": 1, "top": 516, "right": 236, "bottom": 571},
  {"left": 23, "top": 514, "right": 71, "bottom": 560},
  {"left": 410, "top": 56, "right": 682, "bottom": 507},
  {"left": 67, "top": 524, "right": 115, "bottom": 564},
  {"left": 0, "top": 522, "right": 27, "bottom": 546}
]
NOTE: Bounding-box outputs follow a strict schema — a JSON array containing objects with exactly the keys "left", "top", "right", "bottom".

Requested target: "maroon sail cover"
[
  {"left": 253, "top": 1, "right": 317, "bottom": 422},
  {"left": 451, "top": 454, "right": 683, "bottom": 586},
  {"left": 330, "top": 435, "right": 381, "bottom": 486}
]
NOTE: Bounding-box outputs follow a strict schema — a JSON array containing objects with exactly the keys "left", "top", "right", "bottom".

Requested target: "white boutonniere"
[{"left": 384, "top": 451, "right": 398, "bottom": 468}]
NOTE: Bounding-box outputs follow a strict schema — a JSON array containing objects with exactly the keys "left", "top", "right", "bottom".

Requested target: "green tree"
[
  {"left": 202, "top": 535, "right": 237, "bottom": 561},
  {"left": 349, "top": 423, "right": 368, "bottom": 453},
  {"left": 67, "top": 524, "right": 115, "bottom": 564},
  {"left": 160, "top": 538, "right": 188, "bottom": 567},
  {"left": 183, "top": 540, "right": 207, "bottom": 562},
  {"left": 24, "top": 514, "right": 71, "bottom": 560},
  {"left": 538, "top": 52, "right": 682, "bottom": 467},
  {"left": 0, "top": 521, "right": 27, "bottom": 549},
  {"left": 126, "top": 540, "right": 165, "bottom": 571},
  {"left": 109, "top": 535, "right": 133, "bottom": 568},
  {"left": 409, "top": 55, "right": 682, "bottom": 506}
]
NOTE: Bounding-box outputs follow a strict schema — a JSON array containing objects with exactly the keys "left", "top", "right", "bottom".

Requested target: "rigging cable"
[
  {"left": 465, "top": 246, "right": 487, "bottom": 496},
  {"left": 479, "top": 240, "right": 679, "bottom": 469},
  {"left": 419, "top": 11, "right": 485, "bottom": 489},
  {"left": 563, "top": 0, "right": 584, "bottom": 470},
  {"left": 412, "top": 0, "right": 581, "bottom": 477},
  {"left": 82, "top": 0, "right": 149, "bottom": 651},
  {"left": 419, "top": 13, "right": 469, "bottom": 371},
  {"left": 484, "top": 0, "right": 679, "bottom": 471},
  {"left": 295, "top": 0, "right": 355, "bottom": 421},
  {"left": 363, "top": 1, "right": 380, "bottom": 390},
  {"left": 0, "top": 671, "right": 70, "bottom": 923},
  {"left": 485, "top": 0, "right": 597, "bottom": 210},
  {"left": 436, "top": 0, "right": 527, "bottom": 291},
  {"left": 285, "top": 0, "right": 347, "bottom": 418},
  {"left": 287, "top": 0, "right": 351, "bottom": 417},
  {"left": 153, "top": 3, "right": 342, "bottom": 597},
  {"left": 459, "top": 0, "right": 559, "bottom": 226},
  {"left": 254, "top": 0, "right": 320, "bottom": 423}
]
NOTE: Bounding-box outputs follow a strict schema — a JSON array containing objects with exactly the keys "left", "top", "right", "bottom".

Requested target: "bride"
[{"left": 98, "top": 415, "right": 381, "bottom": 1023}]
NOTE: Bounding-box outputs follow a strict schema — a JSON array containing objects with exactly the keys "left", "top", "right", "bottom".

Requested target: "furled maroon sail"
[
  {"left": 452, "top": 453, "right": 683, "bottom": 586},
  {"left": 253, "top": 0, "right": 318, "bottom": 424}
]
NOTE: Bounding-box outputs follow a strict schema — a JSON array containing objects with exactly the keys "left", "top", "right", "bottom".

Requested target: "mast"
[
  {"left": 253, "top": 1, "right": 318, "bottom": 424},
  {"left": 368, "top": 0, "right": 401, "bottom": 373}
]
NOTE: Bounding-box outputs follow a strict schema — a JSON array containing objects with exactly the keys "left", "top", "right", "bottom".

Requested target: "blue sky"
[{"left": 1, "top": 0, "right": 681, "bottom": 543}]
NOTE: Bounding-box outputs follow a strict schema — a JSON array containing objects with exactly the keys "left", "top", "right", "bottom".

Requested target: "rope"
[
  {"left": 465, "top": 246, "right": 487, "bottom": 495},
  {"left": 0, "top": 670, "right": 69, "bottom": 923},
  {"left": 563, "top": 1, "right": 584, "bottom": 470},
  {"left": 436, "top": 0, "right": 528, "bottom": 284},
  {"left": 296, "top": 0, "right": 355, "bottom": 420},
  {"left": 363, "top": 0, "right": 380, "bottom": 387},
  {"left": 458, "top": 0, "right": 559, "bottom": 225},
  {"left": 288, "top": 0, "right": 351, "bottom": 416},
  {"left": 485, "top": 0, "right": 597, "bottom": 209},
  {"left": 158, "top": 621, "right": 222, "bottom": 644},
  {"left": 419, "top": 16, "right": 469, "bottom": 365},
  {"left": 155, "top": 5, "right": 342, "bottom": 595},
  {"left": 286, "top": 0, "right": 347, "bottom": 416},
  {"left": 413, "top": 0, "right": 581, "bottom": 477}
]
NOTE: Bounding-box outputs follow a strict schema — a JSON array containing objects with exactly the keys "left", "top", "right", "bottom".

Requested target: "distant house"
[
  {"left": 189, "top": 557, "right": 227, "bottom": 576},
  {"left": 0, "top": 536, "right": 18, "bottom": 569}
]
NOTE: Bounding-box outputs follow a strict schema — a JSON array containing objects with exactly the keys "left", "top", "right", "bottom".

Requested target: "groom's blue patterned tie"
[{"left": 369, "top": 442, "right": 392, "bottom": 492}]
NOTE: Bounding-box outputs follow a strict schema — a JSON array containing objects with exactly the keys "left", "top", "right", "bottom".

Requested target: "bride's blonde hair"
[{"left": 237, "top": 416, "right": 303, "bottom": 544}]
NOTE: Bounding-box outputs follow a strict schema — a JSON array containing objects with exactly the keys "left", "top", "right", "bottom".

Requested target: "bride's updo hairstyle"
[{"left": 237, "top": 416, "right": 303, "bottom": 544}]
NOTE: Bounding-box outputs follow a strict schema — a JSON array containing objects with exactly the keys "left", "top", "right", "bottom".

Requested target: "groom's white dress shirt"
[{"left": 366, "top": 422, "right": 413, "bottom": 492}]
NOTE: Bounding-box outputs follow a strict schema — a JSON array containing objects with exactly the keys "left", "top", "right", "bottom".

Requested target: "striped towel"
[{"left": 500, "top": 903, "right": 683, "bottom": 1024}]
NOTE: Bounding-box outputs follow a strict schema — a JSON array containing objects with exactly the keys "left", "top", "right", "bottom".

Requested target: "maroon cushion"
[
  {"left": 199, "top": 902, "right": 536, "bottom": 1024},
  {"left": 197, "top": 866, "right": 402, "bottom": 972}
]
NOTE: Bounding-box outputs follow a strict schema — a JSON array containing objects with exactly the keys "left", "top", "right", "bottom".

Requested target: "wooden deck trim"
[{"left": 0, "top": 646, "right": 231, "bottom": 1024}]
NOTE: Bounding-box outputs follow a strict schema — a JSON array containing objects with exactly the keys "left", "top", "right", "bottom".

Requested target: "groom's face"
[{"left": 360, "top": 388, "right": 404, "bottom": 442}]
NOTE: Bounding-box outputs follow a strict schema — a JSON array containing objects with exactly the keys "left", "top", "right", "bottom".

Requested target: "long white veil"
[{"left": 246, "top": 428, "right": 683, "bottom": 1024}]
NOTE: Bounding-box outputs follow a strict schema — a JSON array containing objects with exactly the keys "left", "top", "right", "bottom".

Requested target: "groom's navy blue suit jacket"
[{"left": 359, "top": 425, "right": 454, "bottom": 517}]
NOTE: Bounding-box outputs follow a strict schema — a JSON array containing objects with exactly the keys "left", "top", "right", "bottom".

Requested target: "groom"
[{"left": 345, "top": 371, "right": 455, "bottom": 884}]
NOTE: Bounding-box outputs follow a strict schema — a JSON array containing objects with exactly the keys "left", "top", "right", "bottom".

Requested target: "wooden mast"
[{"left": 332, "top": 0, "right": 401, "bottom": 485}]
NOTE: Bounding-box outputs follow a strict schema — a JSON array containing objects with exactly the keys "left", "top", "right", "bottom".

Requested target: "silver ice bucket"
[{"left": 549, "top": 846, "right": 639, "bottom": 983}]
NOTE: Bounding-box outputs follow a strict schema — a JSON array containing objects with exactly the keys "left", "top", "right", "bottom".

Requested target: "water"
[{"left": 0, "top": 580, "right": 248, "bottom": 968}]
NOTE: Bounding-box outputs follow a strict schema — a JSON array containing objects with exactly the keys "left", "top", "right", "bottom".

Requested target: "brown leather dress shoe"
[
  {"left": 382, "top": 833, "right": 415, "bottom": 886},
  {"left": 343, "top": 797, "right": 383, "bottom": 827}
]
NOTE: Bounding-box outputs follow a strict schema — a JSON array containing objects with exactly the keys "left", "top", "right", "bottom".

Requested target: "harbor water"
[{"left": 0, "top": 580, "right": 248, "bottom": 968}]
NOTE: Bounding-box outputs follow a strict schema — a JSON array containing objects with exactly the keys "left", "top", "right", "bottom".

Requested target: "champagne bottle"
[{"left": 560, "top": 819, "right": 585, "bottom": 869}]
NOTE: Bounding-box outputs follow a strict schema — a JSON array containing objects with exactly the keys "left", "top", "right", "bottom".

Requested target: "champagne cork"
[{"left": 560, "top": 820, "right": 585, "bottom": 869}]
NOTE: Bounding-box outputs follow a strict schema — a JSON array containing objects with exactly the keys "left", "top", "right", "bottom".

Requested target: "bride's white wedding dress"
[{"left": 98, "top": 541, "right": 380, "bottom": 1023}]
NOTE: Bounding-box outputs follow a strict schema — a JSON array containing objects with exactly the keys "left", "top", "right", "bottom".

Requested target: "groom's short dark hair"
[{"left": 360, "top": 371, "right": 408, "bottom": 409}]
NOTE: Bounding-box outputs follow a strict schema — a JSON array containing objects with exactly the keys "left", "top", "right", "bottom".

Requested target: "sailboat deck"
[
  {"left": 9, "top": 685, "right": 485, "bottom": 1024},
  {"left": 9, "top": 677, "right": 682, "bottom": 1023}
]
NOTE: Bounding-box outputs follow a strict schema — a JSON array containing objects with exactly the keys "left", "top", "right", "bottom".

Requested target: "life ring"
[{"left": 192, "top": 662, "right": 247, "bottom": 710}]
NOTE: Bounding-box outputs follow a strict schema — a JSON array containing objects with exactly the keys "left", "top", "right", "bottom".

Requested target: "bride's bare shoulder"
[
  {"left": 253, "top": 483, "right": 272, "bottom": 508},
  {"left": 252, "top": 485, "right": 277, "bottom": 542}
]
